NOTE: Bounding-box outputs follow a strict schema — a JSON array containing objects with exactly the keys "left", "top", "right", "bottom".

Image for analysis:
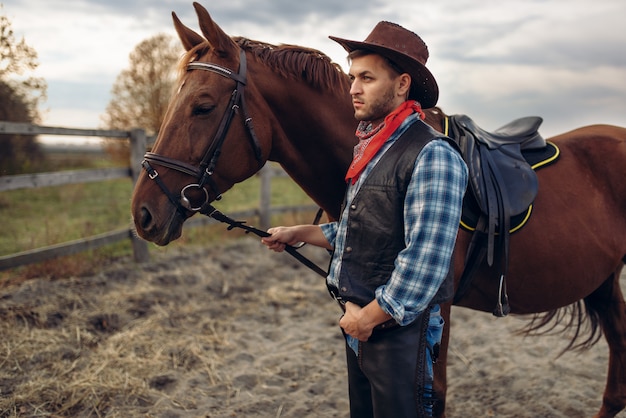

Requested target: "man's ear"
[{"left": 398, "top": 73, "right": 412, "bottom": 98}]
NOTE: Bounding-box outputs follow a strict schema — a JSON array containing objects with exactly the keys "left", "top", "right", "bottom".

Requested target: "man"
[{"left": 261, "top": 21, "right": 468, "bottom": 418}]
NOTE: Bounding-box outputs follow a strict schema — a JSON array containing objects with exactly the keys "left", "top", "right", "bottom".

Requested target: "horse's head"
[{"left": 131, "top": 3, "right": 274, "bottom": 245}]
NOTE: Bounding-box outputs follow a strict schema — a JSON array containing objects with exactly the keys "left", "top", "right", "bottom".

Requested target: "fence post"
[
  {"left": 259, "top": 164, "right": 271, "bottom": 231},
  {"left": 129, "top": 128, "right": 150, "bottom": 263}
]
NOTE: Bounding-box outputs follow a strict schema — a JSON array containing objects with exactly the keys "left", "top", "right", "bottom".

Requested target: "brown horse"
[{"left": 131, "top": 3, "right": 626, "bottom": 417}]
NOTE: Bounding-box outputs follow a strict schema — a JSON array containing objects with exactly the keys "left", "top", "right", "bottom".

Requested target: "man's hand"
[
  {"left": 340, "top": 302, "right": 374, "bottom": 341},
  {"left": 340, "top": 300, "right": 394, "bottom": 341},
  {"left": 261, "top": 226, "right": 298, "bottom": 252},
  {"left": 261, "top": 225, "right": 333, "bottom": 252}
]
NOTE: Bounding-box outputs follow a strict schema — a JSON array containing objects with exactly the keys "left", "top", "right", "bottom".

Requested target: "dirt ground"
[{"left": 0, "top": 238, "right": 624, "bottom": 417}]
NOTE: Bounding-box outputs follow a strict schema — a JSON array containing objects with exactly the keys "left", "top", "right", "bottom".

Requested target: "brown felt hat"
[{"left": 329, "top": 21, "right": 439, "bottom": 108}]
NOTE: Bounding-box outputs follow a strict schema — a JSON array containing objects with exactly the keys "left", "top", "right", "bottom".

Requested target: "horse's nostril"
[{"left": 139, "top": 207, "right": 153, "bottom": 231}]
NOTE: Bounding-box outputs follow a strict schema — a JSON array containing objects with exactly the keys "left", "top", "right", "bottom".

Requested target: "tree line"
[
  {"left": 0, "top": 5, "right": 180, "bottom": 174},
  {"left": 0, "top": 6, "right": 46, "bottom": 174}
]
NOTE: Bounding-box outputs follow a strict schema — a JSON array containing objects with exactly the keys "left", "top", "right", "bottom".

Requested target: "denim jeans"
[{"left": 424, "top": 304, "right": 444, "bottom": 416}]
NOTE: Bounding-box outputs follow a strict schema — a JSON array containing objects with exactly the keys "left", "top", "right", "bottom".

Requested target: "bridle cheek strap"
[{"left": 188, "top": 48, "right": 263, "bottom": 189}]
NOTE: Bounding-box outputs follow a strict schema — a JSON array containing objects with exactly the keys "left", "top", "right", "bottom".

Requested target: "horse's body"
[{"left": 131, "top": 3, "right": 626, "bottom": 417}]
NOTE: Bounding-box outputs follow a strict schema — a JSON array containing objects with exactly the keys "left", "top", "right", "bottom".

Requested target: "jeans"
[{"left": 424, "top": 304, "right": 444, "bottom": 416}]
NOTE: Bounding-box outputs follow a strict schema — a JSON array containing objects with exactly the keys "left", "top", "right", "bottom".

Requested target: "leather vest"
[{"left": 335, "top": 120, "right": 457, "bottom": 307}]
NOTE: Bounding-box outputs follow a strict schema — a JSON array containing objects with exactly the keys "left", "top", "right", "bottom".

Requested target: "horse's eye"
[{"left": 192, "top": 104, "right": 215, "bottom": 116}]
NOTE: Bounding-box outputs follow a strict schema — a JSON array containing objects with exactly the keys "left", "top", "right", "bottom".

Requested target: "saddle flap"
[{"left": 481, "top": 144, "right": 539, "bottom": 215}]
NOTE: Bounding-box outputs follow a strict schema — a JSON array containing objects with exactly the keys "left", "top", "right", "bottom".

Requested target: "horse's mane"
[
  {"left": 175, "top": 37, "right": 351, "bottom": 93},
  {"left": 234, "top": 37, "right": 350, "bottom": 92}
]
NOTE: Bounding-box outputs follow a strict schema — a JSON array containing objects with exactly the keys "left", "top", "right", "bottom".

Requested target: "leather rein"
[{"left": 140, "top": 49, "right": 327, "bottom": 278}]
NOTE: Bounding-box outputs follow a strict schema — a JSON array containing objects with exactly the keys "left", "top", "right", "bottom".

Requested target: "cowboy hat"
[{"left": 330, "top": 21, "right": 439, "bottom": 108}]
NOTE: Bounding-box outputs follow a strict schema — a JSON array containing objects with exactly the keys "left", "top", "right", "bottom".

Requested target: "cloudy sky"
[{"left": 2, "top": 0, "right": 625, "bottom": 139}]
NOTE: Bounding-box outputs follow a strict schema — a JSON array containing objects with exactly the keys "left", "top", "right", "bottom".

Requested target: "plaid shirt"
[{"left": 321, "top": 114, "right": 468, "bottom": 326}]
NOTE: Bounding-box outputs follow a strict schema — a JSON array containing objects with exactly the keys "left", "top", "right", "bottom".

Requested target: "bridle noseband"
[{"left": 141, "top": 49, "right": 263, "bottom": 216}]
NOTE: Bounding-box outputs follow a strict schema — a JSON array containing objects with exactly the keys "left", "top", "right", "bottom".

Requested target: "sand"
[{"left": 0, "top": 238, "right": 623, "bottom": 417}]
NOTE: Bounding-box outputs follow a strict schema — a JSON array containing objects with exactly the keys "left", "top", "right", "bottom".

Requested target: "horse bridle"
[
  {"left": 141, "top": 49, "right": 263, "bottom": 216},
  {"left": 140, "top": 49, "right": 328, "bottom": 278}
]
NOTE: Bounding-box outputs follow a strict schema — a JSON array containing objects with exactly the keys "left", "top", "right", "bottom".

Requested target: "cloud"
[{"left": 1, "top": 0, "right": 625, "bottom": 137}]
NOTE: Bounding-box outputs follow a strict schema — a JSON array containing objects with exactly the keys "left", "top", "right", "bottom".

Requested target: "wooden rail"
[{"left": 0, "top": 122, "right": 316, "bottom": 271}]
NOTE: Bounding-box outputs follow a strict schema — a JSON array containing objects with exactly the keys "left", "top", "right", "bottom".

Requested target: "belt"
[{"left": 374, "top": 318, "right": 401, "bottom": 332}]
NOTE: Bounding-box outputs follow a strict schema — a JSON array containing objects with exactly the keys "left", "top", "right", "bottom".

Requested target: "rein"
[
  {"left": 200, "top": 204, "right": 328, "bottom": 278},
  {"left": 141, "top": 49, "right": 328, "bottom": 279}
]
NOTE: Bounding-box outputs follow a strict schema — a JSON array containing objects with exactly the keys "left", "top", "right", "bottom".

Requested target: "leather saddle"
[{"left": 448, "top": 114, "right": 545, "bottom": 316}]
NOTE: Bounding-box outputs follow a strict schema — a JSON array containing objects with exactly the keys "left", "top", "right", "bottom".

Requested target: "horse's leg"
[
  {"left": 433, "top": 301, "right": 451, "bottom": 418},
  {"left": 587, "top": 264, "right": 626, "bottom": 418}
]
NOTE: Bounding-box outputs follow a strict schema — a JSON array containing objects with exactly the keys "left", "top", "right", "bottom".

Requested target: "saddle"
[{"left": 448, "top": 114, "right": 545, "bottom": 316}]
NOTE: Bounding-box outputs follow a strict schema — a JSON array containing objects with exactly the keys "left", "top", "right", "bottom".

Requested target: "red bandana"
[{"left": 345, "top": 100, "right": 425, "bottom": 184}]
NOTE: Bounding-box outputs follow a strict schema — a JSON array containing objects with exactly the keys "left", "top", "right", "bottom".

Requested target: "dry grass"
[
  {"left": 1, "top": 229, "right": 621, "bottom": 417},
  {"left": 0, "top": 283, "right": 233, "bottom": 416},
  {"left": 0, "top": 238, "right": 344, "bottom": 417}
]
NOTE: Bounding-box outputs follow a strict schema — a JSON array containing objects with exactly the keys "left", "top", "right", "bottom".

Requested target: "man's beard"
[{"left": 355, "top": 88, "right": 397, "bottom": 123}]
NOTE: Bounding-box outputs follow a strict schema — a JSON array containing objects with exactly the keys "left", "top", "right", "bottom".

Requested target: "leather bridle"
[
  {"left": 139, "top": 48, "right": 327, "bottom": 278},
  {"left": 141, "top": 49, "right": 263, "bottom": 216}
]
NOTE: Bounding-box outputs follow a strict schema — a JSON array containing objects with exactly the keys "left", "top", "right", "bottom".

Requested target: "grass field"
[{"left": 0, "top": 149, "right": 317, "bottom": 282}]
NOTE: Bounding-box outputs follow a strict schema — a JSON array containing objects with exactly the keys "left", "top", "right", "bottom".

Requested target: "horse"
[{"left": 130, "top": 3, "right": 626, "bottom": 417}]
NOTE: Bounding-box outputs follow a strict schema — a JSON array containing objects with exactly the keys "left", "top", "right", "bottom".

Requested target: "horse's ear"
[
  {"left": 172, "top": 11, "right": 205, "bottom": 51},
  {"left": 193, "top": 2, "right": 237, "bottom": 57}
]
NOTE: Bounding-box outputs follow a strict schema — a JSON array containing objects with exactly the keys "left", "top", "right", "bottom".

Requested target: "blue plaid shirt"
[{"left": 321, "top": 114, "right": 468, "bottom": 326}]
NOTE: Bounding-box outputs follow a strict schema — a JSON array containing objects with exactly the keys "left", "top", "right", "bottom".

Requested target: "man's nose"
[{"left": 350, "top": 80, "right": 361, "bottom": 95}]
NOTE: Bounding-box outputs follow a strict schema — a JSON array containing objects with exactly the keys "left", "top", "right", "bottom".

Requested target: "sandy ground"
[{"left": 0, "top": 238, "right": 624, "bottom": 417}]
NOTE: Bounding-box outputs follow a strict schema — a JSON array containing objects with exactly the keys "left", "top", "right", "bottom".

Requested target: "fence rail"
[{"left": 0, "top": 121, "right": 315, "bottom": 272}]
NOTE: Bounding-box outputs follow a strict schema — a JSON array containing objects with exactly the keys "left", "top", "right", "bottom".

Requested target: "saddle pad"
[{"left": 460, "top": 141, "right": 560, "bottom": 233}]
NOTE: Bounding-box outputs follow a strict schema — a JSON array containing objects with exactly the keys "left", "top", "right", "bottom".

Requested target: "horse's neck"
[
  {"left": 260, "top": 76, "right": 357, "bottom": 219},
  {"left": 257, "top": 64, "right": 448, "bottom": 219}
]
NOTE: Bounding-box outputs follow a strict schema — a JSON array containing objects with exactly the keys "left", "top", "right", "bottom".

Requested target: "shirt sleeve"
[
  {"left": 319, "top": 222, "right": 338, "bottom": 248},
  {"left": 375, "top": 139, "right": 468, "bottom": 325}
]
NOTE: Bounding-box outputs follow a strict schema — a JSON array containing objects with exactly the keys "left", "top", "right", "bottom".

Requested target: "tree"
[
  {"left": 0, "top": 80, "right": 42, "bottom": 174},
  {"left": 102, "top": 33, "right": 181, "bottom": 162},
  {"left": 0, "top": 6, "right": 48, "bottom": 175}
]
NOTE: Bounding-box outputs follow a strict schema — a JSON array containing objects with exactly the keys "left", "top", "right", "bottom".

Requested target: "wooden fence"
[{"left": 0, "top": 121, "right": 317, "bottom": 271}]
